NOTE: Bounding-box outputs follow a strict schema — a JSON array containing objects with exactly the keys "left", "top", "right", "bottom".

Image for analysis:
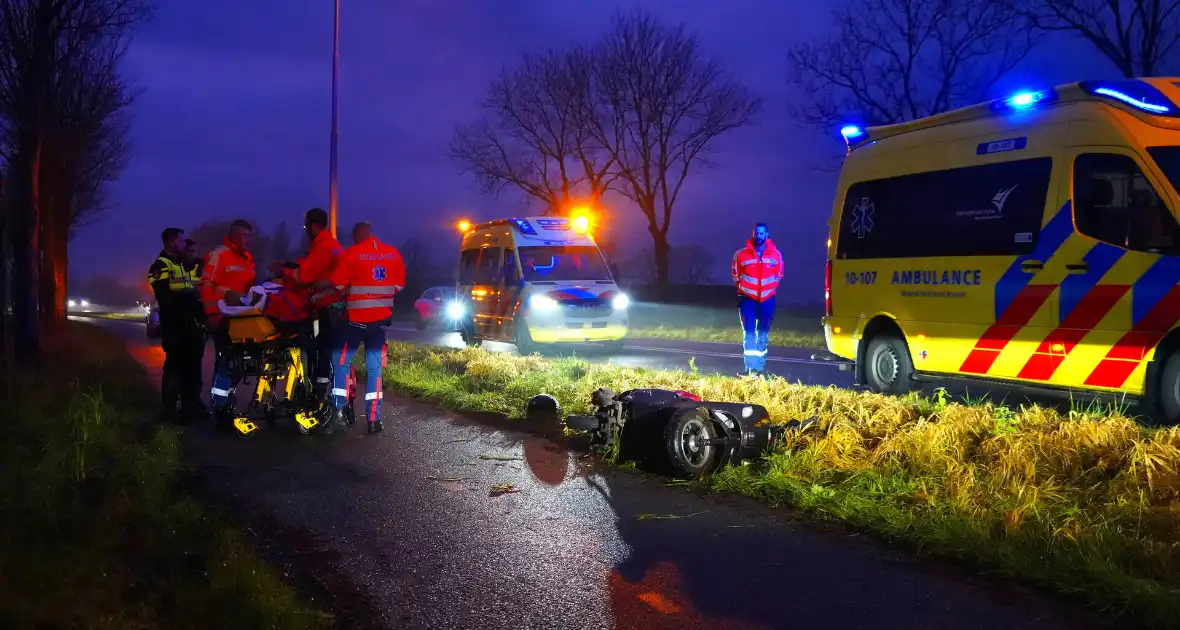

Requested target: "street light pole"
[{"left": 328, "top": 0, "right": 341, "bottom": 237}]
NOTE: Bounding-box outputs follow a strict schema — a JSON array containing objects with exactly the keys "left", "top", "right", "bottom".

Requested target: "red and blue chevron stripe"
[
  {"left": 960, "top": 202, "right": 1074, "bottom": 375},
  {"left": 1085, "top": 257, "right": 1180, "bottom": 388},
  {"left": 1016, "top": 241, "right": 1128, "bottom": 381},
  {"left": 546, "top": 287, "right": 604, "bottom": 300}
]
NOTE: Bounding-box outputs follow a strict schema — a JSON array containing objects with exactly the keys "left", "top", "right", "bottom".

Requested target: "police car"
[
  {"left": 449, "top": 216, "right": 630, "bottom": 354},
  {"left": 824, "top": 78, "right": 1180, "bottom": 421}
]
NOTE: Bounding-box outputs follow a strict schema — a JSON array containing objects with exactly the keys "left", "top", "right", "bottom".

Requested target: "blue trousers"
[
  {"left": 332, "top": 321, "right": 388, "bottom": 422},
  {"left": 739, "top": 295, "right": 775, "bottom": 372}
]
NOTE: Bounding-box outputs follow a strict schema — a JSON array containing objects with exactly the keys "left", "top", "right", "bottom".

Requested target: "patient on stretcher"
[{"left": 218, "top": 280, "right": 314, "bottom": 343}]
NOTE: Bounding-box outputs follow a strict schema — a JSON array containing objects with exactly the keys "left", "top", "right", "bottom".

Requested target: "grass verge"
[
  {"left": 381, "top": 342, "right": 1180, "bottom": 627},
  {"left": 0, "top": 322, "right": 327, "bottom": 629},
  {"left": 626, "top": 325, "right": 825, "bottom": 348}
]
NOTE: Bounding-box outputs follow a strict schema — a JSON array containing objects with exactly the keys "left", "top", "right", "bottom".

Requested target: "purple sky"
[{"left": 70, "top": 0, "right": 1115, "bottom": 298}]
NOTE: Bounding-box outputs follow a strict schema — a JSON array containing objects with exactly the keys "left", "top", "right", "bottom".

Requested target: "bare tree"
[
  {"left": 450, "top": 50, "right": 614, "bottom": 214},
  {"left": 787, "top": 0, "right": 1039, "bottom": 130},
  {"left": 0, "top": 0, "right": 148, "bottom": 362},
  {"left": 588, "top": 10, "right": 760, "bottom": 289},
  {"left": 39, "top": 31, "right": 136, "bottom": 328},
  {"left": 1014, "top": 0, "right": 1180, "bottom": 77}
]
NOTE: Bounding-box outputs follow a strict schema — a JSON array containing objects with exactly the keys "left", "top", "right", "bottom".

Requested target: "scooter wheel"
[{"left": 663, "top": 407, "right": 720, "bottom": 479}]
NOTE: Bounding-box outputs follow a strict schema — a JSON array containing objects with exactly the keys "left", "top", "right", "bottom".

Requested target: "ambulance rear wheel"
[
  {"left": 1155, "top": 352, "right": 1180, "bottom": 425},
  {"left": 863, "top": 332, "right": 914, "bottom": 395}
]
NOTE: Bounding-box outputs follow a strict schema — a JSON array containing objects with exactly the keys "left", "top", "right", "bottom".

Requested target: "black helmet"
[{"left": 525, "top": 393, "right": 561, "bottom": 424}]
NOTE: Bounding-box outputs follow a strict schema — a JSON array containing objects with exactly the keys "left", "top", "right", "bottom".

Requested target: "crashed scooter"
[{"left": 553, "top": 387, "right": 813, "bottom": 479}]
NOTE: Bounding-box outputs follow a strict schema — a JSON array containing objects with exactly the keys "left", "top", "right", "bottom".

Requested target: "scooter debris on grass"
[{"left": 546, "top": 388, "right": 818, "bottom": 479}]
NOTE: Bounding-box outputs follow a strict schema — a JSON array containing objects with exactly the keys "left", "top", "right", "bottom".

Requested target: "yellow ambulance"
[
  {"left": 448, "top": 216, "right": 630, "bottom": 354},
  {"left": 823, "top": 78, "right": 1180, "bottom": 421}
]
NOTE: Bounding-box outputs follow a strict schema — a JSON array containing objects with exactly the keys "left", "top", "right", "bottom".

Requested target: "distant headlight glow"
[{"left": 445, "top": 302, "right": 465, "bottom": 319}]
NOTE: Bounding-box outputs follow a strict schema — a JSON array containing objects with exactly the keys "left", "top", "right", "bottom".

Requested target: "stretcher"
[{"left": 214, "top": 283, "right": 356, "bottom": 437}]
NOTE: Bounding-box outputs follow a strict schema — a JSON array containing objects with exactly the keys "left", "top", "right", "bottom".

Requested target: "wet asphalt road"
[{"left": 83, "top": 315, "right": 1107, "bottom": 630}]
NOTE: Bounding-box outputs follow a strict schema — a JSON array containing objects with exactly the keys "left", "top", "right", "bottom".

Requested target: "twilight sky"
[{"left": 69, "top": 0, "right": 1114, "bottom": 300}]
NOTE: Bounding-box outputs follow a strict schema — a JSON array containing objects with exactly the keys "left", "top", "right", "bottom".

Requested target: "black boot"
[
  {"left": 317, "top": 408, "right": 351, "bottom": 437},
  {"left": 367, "top": 420, "right": 383, "bottom": 435}
]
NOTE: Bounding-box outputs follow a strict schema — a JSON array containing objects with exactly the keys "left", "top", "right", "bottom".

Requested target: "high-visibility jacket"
[
  {"left": 201, "top": 237, "right": 255, "bottom": 318},
  {"left": 731, "top": 238, "right": 784, "bottom": 302},
  {"left": 147, "top": 251, "right": 200, "bottom": 321},
  {"left": 329, "top": 236, "right": 405, "bottom": 324},
  {"left": 284, "top": 229, "right": 344, "bottom": 309}
]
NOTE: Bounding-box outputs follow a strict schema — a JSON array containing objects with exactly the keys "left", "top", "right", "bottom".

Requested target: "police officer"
[
  {"left": 147, "top": 228, "right": 205, "bottom": 421},
  {"left": 270, "top": 208, "right": 344, "bottom": 409},
  {"left": 314, "top": 222, "right": 405, "bottom": 436},
  {"left": 730, "top": 222, "right": 784, "bottom": 377}
]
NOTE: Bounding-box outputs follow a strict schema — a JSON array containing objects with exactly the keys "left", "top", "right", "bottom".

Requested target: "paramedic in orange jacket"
[
  {"left": 314, "top": 222, "right": 405, "bottom": 436},
  {"left": 731, "top": 222, "right": 784, "bottom": 377},
  {"left": 203, "top": 219, "right": 257, "bottom": 417},
  {"left": 270, "top": 208, "right": 344, "bottom": 406}
]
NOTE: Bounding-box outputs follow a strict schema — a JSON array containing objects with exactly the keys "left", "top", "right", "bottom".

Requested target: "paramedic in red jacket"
[
  {"left": 270, "top": 208, "right": 344, "bottom": 407},
  {"left": 730, "top": 223, "right": 784, "bottom": 377},
  {"left": 315, "top": 222, "right": 405, "bottom": 436}
]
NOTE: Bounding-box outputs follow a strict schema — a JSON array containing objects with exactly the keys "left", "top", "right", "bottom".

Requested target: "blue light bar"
[
  {"left": 840, "top": 125, "right": 864, "bottom": 140},
  {"left": 1080, "top": 79, "right": 1177, "bottom": 116},
  {"left": 511, "top": 218, "right": 537, "bottom": 235},
  {"left": 1093, "top": 87, "right": 1170, "bottom": 113},
  {"left": 991, "top": 89, "right": 1056, "bottom": 113}
]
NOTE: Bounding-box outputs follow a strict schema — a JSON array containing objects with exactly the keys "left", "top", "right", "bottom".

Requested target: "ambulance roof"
[
  {"left": 465, "top": 216, "right": 599, "bottom": 247},
  {"left": 843, "top": 77, "right": 1180, "bottom": 152}
]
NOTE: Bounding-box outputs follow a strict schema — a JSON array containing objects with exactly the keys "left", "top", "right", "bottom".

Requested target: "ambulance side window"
[
  {"left": 1073, "top": 153, "right": 1180, "bottom": 254},
  {"left": 458, "top": 249, "right": 480, "bottom": 285}
]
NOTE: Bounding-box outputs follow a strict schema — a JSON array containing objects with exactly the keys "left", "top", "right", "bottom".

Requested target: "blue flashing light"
[
  {"left": 1093, "top": 87, "right": 1170, "bottom": 113},
  {"left": 1081, "top": 79, "right": 1177, "bottom": 116},
  {"left": 993, "top": 89, "right": 1054, "bottom": 113},
  {"left": 840, "top": 125, "right": 864, "bottom": 140},
  {"left": 511, "top": 218, "right": 538, "bottom": 235}
]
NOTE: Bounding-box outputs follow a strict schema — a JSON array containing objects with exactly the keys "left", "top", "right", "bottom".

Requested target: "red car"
[{"left": 413, "top": 286, "right": 456, "bottom": 330}]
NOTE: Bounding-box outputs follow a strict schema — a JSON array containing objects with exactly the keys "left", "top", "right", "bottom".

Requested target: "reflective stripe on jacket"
[
  {"left": 148, "top": 255, "right": 193, "bottom": 292},
  {"left": 731, "top": 238, "right": 784, "bottom": 302},
  {"left": 330, "top": 236, "right": 406, "bottom": 324}
]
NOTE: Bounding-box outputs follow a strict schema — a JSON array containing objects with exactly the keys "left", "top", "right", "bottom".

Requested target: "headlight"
[
  {"left": 529, "top": 295, "right": 559, "bottom": 312},
  {"left": 611, "top": 293, "right": 630, "bottom": 310},
  {"left": 68, "top": 299, "right": 77, "bottom": 308},
  {"left": 445, "top": 301, "right": 465, "bottom": 319},
  {"left": 80, "top": 299, "right": 89, "bottom": 307}
]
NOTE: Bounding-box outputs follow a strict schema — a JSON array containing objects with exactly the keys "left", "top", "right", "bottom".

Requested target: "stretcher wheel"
[{"left": 663, "top": 407, "right": 720, "bottom": 479}]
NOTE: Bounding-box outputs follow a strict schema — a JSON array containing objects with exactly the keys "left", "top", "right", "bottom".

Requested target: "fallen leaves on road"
[
  {"left": 489, "top": 483, "right": 520, "bottom": 496},
  {"left": 425, "top": 475, "right": 464, "bottom": 482},
  {"left": 634, "top": 512, "right": 706, "bottom": 521}
]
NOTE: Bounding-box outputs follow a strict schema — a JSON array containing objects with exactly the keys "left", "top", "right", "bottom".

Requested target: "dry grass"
[{"left": 382, "top": 342, "right": 1180, "bottom": 627}]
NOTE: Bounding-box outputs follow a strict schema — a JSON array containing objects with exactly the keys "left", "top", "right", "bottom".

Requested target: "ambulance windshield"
[
  {"left": 1148, "top": 146, "right": 1180, "bottom": 197},
  {"left": 519, "top": 246, "right": 611, "bottom": 282}
]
